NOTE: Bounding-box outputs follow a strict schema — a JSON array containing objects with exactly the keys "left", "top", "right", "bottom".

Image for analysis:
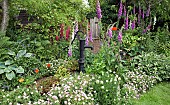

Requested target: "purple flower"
[
  {"left": 139, "top": 6, "right": 141, "bottom": 16},
  {"left": 118, "top": 31, "right": 122, "bottom": 43},
  {"left": 96, "top": 0, "right": 102, "bottom": 19},
  {"left": 131, "top": 20, "right": 135, "bottom": 30},
  {"left": 85, "top": 36, "right": 89, "bottom": 46},
  {"left": 142, "top": 29, "right": 147, "bottom": 34},
  {"left": 147, "top": 24, "right": 152, "bottom": 30},
  {"left": 118, "top": 1, "right": 123, "bottom": 19},
  {"left": 123, "top": 5, "right": 126, "bottom": 17},
  {"left": 125, "top": 15, "right": 129, "bottom": 30},
  {"left": 146, "top": 5, "right": 150, "bottom": 17},
  {"left": 138, "top": 14, "right": 140, "bottom": 24},
  {"left": 142, "top": 9, "right": 145, "bottom": 19},
  {"left": 107, "top": 28, "right": 112, "bottom": 38},
  {"left": 108, "top": 41, "right": 110, "bottom": 47},
  {"left": 142, "top": 24, "right": 152, "bottom": 34},
  {"left": 133, "top": 5, "right": 135, "bottom": 14},
  {"left": 68, "top": 48, "right": 72, "bottom": 57},
  {"left": 89, "top": 29, "right": 93, "bottom": 42},
  {"left": 74, "top": 22, "right": 78, "bottom": 35}
]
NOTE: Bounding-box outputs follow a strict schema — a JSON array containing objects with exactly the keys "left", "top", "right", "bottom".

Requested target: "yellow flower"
[{"left": 18, "top": 78, "right": 24, "bottom": 83}]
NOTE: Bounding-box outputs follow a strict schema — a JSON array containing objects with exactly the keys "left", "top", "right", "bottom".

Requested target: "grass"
[{"left": 132, "top": 82, "right": 170, "bottom": 105}]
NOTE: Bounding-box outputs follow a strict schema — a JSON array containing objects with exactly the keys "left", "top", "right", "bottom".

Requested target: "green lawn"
[{"left": 132, "top": 82, "right": 170, "bottom": 105}]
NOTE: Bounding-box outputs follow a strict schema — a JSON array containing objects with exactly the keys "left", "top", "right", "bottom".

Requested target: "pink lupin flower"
[
  {"left": 96, "top": 0, "right": 102, "bottom": 19},
  {"left": 60, "top": 24, "right": 64, "bottom": 38},
  {"left": 118, "top": 0, "right": 123, "bottom": 19},
  {"left": 66, "top": 27, "right": 71, "bottom": 41}
]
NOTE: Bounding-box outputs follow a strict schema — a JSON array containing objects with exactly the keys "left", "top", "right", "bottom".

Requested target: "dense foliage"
[{"left": 0, "top": 0, "right": 169, "bottom": 104}]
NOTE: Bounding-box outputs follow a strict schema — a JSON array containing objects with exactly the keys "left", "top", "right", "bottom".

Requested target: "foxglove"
[
  {"left": 133, "top": 5, "right": 135, "bottom": 14},
  {"left": 68, "top": 47, "right": 72, "bottom": 57},
  {"left": 74, "top": 21, "right": 78, "bottom": 35},
  {"left": 85, "top": 36, "right": 89, "bottom": 46},
  {"left": 123, "top": 5, "right": 126, "bottom": 17},
  {"left": 118, "top": 0, "right": 123, "bottom": 19},
  {"left": 108, "top": 28, "right": 112, "bottom": 38},
  {"left": 96, "top": 0, "right": 102, "bottom": 19},
  {"left": 131, "top": 20, "right": 135, "bottom": 30},
  {"left": 138, "top": 14, "right": 140, "bottom": 24},
  {"left": 118, "top": 31, "right": 122, "bottom": 43},
  {"left": 89, "top": 29, "right": 93, "bottom": 42},
  {"left": 125, "top": 15, "right": 129, "bottom": 30},
  {"left": 146, "top": 4, "right": 150, "bottom": 17},
  {"left": 142, "top": 9, "right": 145, "bottom": 19}
]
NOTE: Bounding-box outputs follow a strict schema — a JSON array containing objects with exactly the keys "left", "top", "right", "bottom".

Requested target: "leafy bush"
[
  {"left": 130, "top": 52, "right": 170, "bottom": 81},
  {"left": 0, "top": 85, "right": 46, "bottom": 105}
]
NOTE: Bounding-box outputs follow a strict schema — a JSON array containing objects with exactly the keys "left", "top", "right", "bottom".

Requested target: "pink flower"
[
  {"left": 107, "top": 28, "right": 112, "bottom": 38},
  {"left": 66, "top": 27, "right": 71, "bottom": 41},
  {"left": 68, "top": 48, "right": 72, "bottom": 57},
  {"left": 118, "top": 0, "right": 123, "bottom": 19},
  {"left": 85, "top": 36, "right": 89, "bottom": 46},
  {"left": 118, "top": 31, "right": 122, "bottom": 43},
  {"left": 52, "top": 96, "right": 58, "bottom": 100},
  {"left": 89, "top": 29, "right": 93, "bottom": 42},
  {"left": 96, "top": 0, "right": 102, "bottom": 19},
  {"left": 125, "top": 15, "right": 129, "bottom": 30}
]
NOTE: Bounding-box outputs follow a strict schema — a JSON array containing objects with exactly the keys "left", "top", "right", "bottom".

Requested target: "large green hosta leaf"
[
  {"left": 0, "top": 69, "right": 4, "bottom": 74},
  {"left": 6, "top": 71, "right": 15, "bottom": 80},
  {"left": 15, "top": 66, "right": 24, "bottom": 73},
  {"left": 17, "top": 50, "right": 26, "bottom": 58}
]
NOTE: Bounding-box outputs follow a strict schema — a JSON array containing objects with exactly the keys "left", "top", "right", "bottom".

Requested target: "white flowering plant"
[{"left": 47, "top": 73, "right": 95, "bottom": 105}]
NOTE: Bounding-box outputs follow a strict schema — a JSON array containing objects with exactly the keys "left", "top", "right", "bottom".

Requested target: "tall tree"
[{"left": 0, "top": 0, "right": 9, "bottom": 32}]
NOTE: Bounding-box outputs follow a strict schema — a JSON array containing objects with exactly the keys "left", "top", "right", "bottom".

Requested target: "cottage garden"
[{"left": 0, "top": 0, "right": 170, "bottom": 105}]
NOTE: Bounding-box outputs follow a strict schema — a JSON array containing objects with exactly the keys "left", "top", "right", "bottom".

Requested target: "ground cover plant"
[{"left": 0, "top": 0, "right": 170, "bottom": 104}]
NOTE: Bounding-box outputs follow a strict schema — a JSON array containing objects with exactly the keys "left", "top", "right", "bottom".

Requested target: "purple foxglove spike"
[
  {"left": 125, "top": 15, "right": 129, "bottom": 30},
  {"left": 74, "top": 22, "right": 78, "bottom": 35},
  {"left": 107, "top": 41, "right": 110, "bottom": 47},
  {"left": 138, "top": 14, "right": 140, "bottom": 24},
  {"left": 96, "top": 0, "right": 102, "bottom": 19},
  {"left": 118, "top": 1, "right": 123, "bottom": 19},
  {"left": 118, "top": 31, "right": 122, "bottom": 43},
  {"left": 123, "top": 5, "right": 126, "bottom": 17},
  {"left": 142, "top": 10, "right": 145, "bottom": 19},
  {"left": 131, "top": 20, "right": 135, "bottom": 30},
  {"left": 133, "top": 5, "right": 135, "bottom": 14},
  {"left": 108, "top": 28, "right": 112, "bottom": 38},
  {"left": 142, "top": 29, "right": 147, "bottom": 34},
  {"left": 139, "top": 6, "right": 141, "bottom": 16},
  {"left": 147, "top": 24, "right": 151, "bottom": 30},
  {"left": 89, "top": 29, "right": 93, "bottom": 42},
  {"left": 68, "top": 48, "right": 72, "bottom": 57},
  {"left": 146, "top": 5, "right": 150, "bottom": 17},
  {"left": 85, "top": 36, "right": 89, "bottom": 46}
]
